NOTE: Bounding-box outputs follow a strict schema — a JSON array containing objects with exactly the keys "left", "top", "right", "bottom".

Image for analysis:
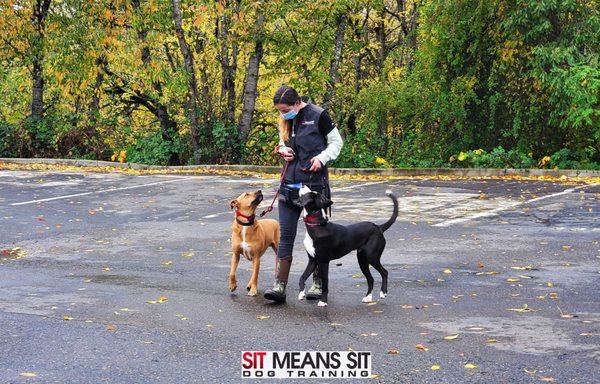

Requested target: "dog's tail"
[{"left": 379, "top": 190, "right": 398, "bottom": 233}]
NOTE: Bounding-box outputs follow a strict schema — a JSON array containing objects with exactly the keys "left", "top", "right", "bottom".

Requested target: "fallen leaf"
[
  {"left": 62, "top": 315, "right": 73, "bottom": 321},
  {"left": 506, "top": 277, "right": 520, "bottom": 283},
  {"left": 106, "top": 324, "right": 117, "bottom": 332},
  {"left": 256, "top": 315, "right": 270, "bottom": 320},
  {"left": 511, "top": 265, "right": 534, "bottom": 270},
  {"left": 443, "top": 334, "right": 459, "bottom": 340},
  {"left": 523, "top": 368, "right": 537, "bottom": 375},
  {"left": 464, "top": 363, "right": 477, "bottom": 369},
  {"left": 161, "top": 260, "right": 173, "bottom": 266},
  {"left": 546, "top": 282, "right": 554, "bottom": 287},
  {"left": 415, "top": 344, "right": 428, "bottom": 351},
  {"left": 507, "top": 303, "right": 534, "bottom": 313},
  {"left": 370, "top": 373, "right": 380, "bottom": 379},
  {"left": 476, "top": 261, "right": 484, "bottom": 269},
  {"left": 562, "top": 245, "right": 571, "bottom": 251},
  {"left": 486, "top": 339, "right": 498, "bottom": 343},
  {"left": 539, "top": 376, "right": 555, "bottom": 382},
  {"left": 20, "top": 372, "right": 37, "bottom": 377},
  {"left": 157, "top": 296, "right": 168, "bottom": 303},
  {"left": 430, "top": 364, "right": 441, "bottom": 371},
  {"left": 443, "top": 268, "right": 452, "bottom": 274},
  {"left": 387, "top": 349, "right": 399, "bottom": 354},
  {"left": 181, "top": 251, "right": 195, "bottom": 258}
]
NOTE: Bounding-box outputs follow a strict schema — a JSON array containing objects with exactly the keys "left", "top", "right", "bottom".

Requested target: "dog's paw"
[
  {"left": 361, "top": 293, "right": 374, "bottom": 303},
  {"left": 379, "top": 291, "right": 387, "bottom": 299},
  {"left": 298, "top": 291, "right": 306, "bottom": 300},
  {"left": 228, "top": 279, "right": 237, "bottom": 292},
  {"left": 317, "top": 301, "right": 328, "bottom": 307},
  {"left": 247, "top": 289, "right": 258, "bottom": 296}
]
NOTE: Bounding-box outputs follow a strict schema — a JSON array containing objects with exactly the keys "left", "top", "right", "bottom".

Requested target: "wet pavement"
[{"left": 0, "top": 170, "right": 599, "bottom": 383}]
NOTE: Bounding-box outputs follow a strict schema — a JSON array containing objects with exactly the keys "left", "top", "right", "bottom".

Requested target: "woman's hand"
[
  {"left": 282, "top": 151, "right": 295, "bottom": 162},
  {"left": 309, "top": 157, "right": 323, "bottom": 172},
  {"left": 277, "top": 146, "right": 295, "bottom": 162}
]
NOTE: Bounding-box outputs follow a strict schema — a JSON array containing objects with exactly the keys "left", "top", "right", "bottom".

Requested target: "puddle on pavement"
[
  {"left": 421, "top": 316, "right": 599, "bottom": 357},
  {"left": 0, "top": 285, "right": 96, "bottom": 316}
]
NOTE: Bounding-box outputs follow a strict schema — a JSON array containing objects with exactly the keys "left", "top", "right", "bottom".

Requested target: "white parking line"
[
  {"left": 10, "top": 177, "right": 195, "bottom": 206},
  {"left": 433, "top": 183, "right": 598, "bottom": 227},
  {"left": 335, "top": 180, "right": 389, "bottom": 191}
]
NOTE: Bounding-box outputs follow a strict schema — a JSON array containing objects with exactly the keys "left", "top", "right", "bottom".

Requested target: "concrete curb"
[{"left": 1, "top": 158, "right": 599, "bottom": 178}]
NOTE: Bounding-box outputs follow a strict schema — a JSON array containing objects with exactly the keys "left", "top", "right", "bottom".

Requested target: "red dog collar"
[
  {"left": 303, "top": 213, "right": 326, "bottom": 227},
  {"left": 235, "top": 210, "right": 255, "bottom": 226}
]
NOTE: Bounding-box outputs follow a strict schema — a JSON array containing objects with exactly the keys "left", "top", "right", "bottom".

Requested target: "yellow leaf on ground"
[
  {"left": 20, "top": 372, "right": 37, "bottom": 377},
  {"left": 161, "top": 260, "right": 173, "bottom": 266},
  {"left": 63, "top": 315, "right": 73, "bottom": 321},
  {"left": 157, "top": 296, "right": 168, "bottom": 303},
  {"left": 431, "top": 364, "right": 441, "bottom": 371},
  {"left": 486, "top": 339, "right": 498, "bottom": 343},
  {"left": 256, "top": 315, "right": 270, "bottom": 320},
  {"left": 464, "top": 363, "right": 477, "bottom": 369},
  {"left": 511, "top": 265, "right": 533, "bottom": 270},
  {"left": 415, "top": 344, "right": 428, "bottom": 351},
  {"left": 443, "top": 334, "right": 459, "bottom": 340},
  {"left": 507, "top": 303, "right": 534, "bottom": 313},
  {"left": 443, "top": 268, "right": 452, "bottom": 274}
]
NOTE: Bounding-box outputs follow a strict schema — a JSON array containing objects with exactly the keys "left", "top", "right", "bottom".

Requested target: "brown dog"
[{"left": 229, "top": 190, "right": 280, "bottom": 296}]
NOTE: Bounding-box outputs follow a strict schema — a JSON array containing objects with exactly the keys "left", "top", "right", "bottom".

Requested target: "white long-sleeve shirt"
[{"left": 278, "top": 127, "right": 344, "bottom": 166}]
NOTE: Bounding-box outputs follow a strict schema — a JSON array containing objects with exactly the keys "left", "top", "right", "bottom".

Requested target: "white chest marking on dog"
[
  {"left": 240, "top": 226, "right": 252, "bottom": 260},
  {"left": 303, "top": 232, "right": 315, "bottom": 257},
  {"left": 299, "top": 185, "right": 311, "bottom": 196}
]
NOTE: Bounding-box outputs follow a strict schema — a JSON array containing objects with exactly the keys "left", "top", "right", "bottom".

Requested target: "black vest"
[{"left": 284, "top": 103, "right": 328, "bottom": 185}]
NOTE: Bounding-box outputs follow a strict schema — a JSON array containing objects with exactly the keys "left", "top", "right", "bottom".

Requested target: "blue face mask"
[{"left": 281, "top": 109, "right": 298, "bottom": 120}]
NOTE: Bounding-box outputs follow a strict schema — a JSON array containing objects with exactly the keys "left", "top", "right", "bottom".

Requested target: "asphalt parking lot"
[{"left": 1, "top": 169, "right": 599, "bottom": 383}]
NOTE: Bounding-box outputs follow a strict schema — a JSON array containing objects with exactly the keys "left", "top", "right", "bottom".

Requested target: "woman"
[{"left": 264, "top": 85, "right": 343, "bottom": 303}]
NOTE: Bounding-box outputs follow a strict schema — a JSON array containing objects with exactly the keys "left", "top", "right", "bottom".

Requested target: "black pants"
[{"left": 277, "top": 184, "right": 325, "bottom": 259}]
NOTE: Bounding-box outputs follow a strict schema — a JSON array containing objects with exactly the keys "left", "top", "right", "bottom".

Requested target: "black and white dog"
[{"left": 297, "top": 186, "right": 399, "bottom": 307}]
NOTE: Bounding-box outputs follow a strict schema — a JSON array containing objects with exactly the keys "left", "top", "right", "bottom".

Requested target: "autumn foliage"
[{"left": 0, "top": 0, "right": 598, "bottom": 168}]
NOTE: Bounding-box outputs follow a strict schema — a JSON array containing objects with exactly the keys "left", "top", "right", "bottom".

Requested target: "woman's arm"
[
  {"left": 315, "top": 128, "right": 343, "bottom": 166},
  {"left": 313, "top": 111, "right": 343, "bottom": 166}
]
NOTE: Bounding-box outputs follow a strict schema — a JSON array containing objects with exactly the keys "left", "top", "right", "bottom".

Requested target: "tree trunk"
[
  {"left": 30, "top": 0, "right": 51, "bottom": 121},
  {"left": 217, "top": 0, "right": 241, "bottom": 127},
  {"left": 237, "top": 12, "right": 264, "bottom": 145},
  {"left": 172, "top": 0, "right": 201, "bottom": 162},
  {"left": 322, "top": 12, "right": 348, "bottom": 110}
]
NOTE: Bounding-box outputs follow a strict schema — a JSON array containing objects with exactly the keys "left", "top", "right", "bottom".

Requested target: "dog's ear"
[
  {"left": 317, "top": 194, "right": 333, "bottom": 209},
  {"left": 230, "top": 199, "right": 239, "bottom": 210}
]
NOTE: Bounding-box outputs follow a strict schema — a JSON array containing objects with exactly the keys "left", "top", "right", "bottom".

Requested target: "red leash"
[{"left": 259, "top": 160, "right": 289, "bottom": 217}]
